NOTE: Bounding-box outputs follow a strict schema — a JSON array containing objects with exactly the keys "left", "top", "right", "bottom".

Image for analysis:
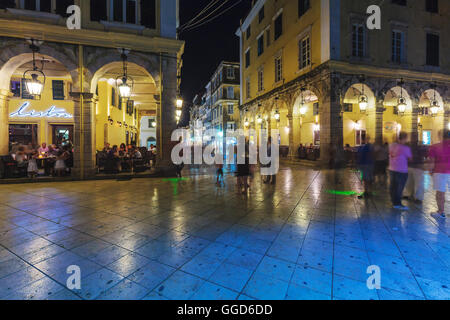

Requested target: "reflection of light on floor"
[
  {"left": 162, "top": 177, "right": 189, "bottom": 195},
  {"left": 326, "top": 190, "right": 364, "bottom": 196}
]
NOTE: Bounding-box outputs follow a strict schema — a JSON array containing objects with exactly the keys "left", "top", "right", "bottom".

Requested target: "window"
[
  {"left": 392, "top": 30, "right": 404, "bottom": 63},
  {"left": 246, "top": 78, "right": 251, "bottom": 99},
  {"left": 226, "top": 67, "right": 235, "bottom": 79},
  {"left": 258, "top": 67, "right": 264, "bottom": 92},
  {"left": 0, "top": 0, "right": 15, "bottom": 9},
  {"left": 91, "top": 0, "right": 108, "bottom": 21},
  {"left": 299, "top": 35, "right": 311, "bottom": 69},
  {"left": 112, "top": 0, "right": 137, "bottom": 24},
  {"left": 257, "top": 35, "right": 264, "bottom": 56},
  {"left": 141, "top": 0, "right": 156, "bottom": 28},
  {"left": 426, "top": 33, "right": 439, "bottom": 66},
  {"left": 298, "top": 0, "right": 310, "bottom": 18},
  {"left": 274, "top": 13, "right": 283, "bottom": 40},
  {"left": 352, "top": 23, "right": 365, "bottom": 57},
  {"left": 258, "top": 6, "right": 264, "bottom": 23},
  {"left": 266, "top": 28, "right": 271, "bottom": 47},
  {"left": 343, "top": 103, "right": 353, "bottom": 112},
  {"left": 313, "top": 102, "right": 319, "bottom": 115},
  {"left": 356, "top": 130, "right": 367, "bottom": 146},
  {"left": 391, "top": 0, "right": 406, "bottom": 5},
  {"left": 21, "top": 0, "right": 51, "bottom": 12},
  {"left": 111, "top": 87, "right": 116, "bottom": 106},
  {"left": 426, "top": 0, "right": 438, "bottom": 13},
  {"left": 275, "top": 55, "right": 283, "bottom": 83},
  {"left": 52, "top": 80, "right": 65, "bottom": 100},
  {"left": 245, "top": 49, "right": 251, "bottom": 68},
  {"left": 228, "top": 104, "right": 234, "bottom": 115},
  {"left": 56, "top": 0, "right": 74, "bottom": 17},
  {"left": 246, "top": 25, "right": 251, "bottom": 39},
  {"left": 227, "top": 87, "right": 234, "bottom": 99},
  {"left": 10, "top": 80, "right": 20, "bottom": 97}
]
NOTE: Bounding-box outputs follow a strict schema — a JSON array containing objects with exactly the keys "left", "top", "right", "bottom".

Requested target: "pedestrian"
[
  {"left": 264, "top": 136, "right": 277, "bottom": 185},
  {"left": 389, "top": 132, "right": 412, "bottom": 210},
  {"left": 357, "top": 135, "right": 374, "bottom": 199},
  {"left": 216, "top": 163, "right": 224, "bottom": 185},
  {"left": 428, "top": 130, "right": 450, "bottom": 219},
  {"left": 373, "top": 141, "right": 389, "bottom": 185},
  {"left": 404, "top": 139, "right": 427, "bottom": 203},
  {"left": 236, "top": 138, "right": 250, "bottom": 194}
]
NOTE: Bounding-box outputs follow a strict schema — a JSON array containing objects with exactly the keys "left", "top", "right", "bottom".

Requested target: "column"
[
  {"left": 71, "top": 92, "right": 96, "bottom": 179},
  {"left": 375, "top": 100, "right": 384, "bottom": 144},
  {"left": 410, "top": 103, "right": 419, "bottom": 142},
  {"left": 157, "top": 54, "right": 178, "bottom": 173},
  {"left": 287, "top": 114, "right": 295, "bottom": 158},
  {"left": 320, "top": 74, "right": 343, "bottom": 166},
  {"left": 0, "top": 90, "right": 11, "bottom": 156}
]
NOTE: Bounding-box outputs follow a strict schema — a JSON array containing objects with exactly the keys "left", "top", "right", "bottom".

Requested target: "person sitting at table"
[
  {"left": 107, "top": 145, "right": 121, "bottom": 173},
  {"left": 102, "top": 143, "right": 111, "bottom": 152},
  {"left": 15, "top": 146, "right": 28, "bottom": 167},
  {"left": 119, "top": 143, "right": 127, "bottom": 156},
  {"left": 38, "top": 142, "right": 49, "bottom": 155},
  {"left": 27, "top": 150, "right": 38, "bottom": 178},
  {"left": 55, "top": 148, "right": 69, "bottom": 176}
]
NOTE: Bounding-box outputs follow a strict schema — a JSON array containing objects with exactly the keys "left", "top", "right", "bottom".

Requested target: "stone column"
[
  {"left": 157, "top": 54, "right": 178, "bottom": 174},
  {"left": 410, "top": 103, "right": 419, "bottom": 143},
  {"left": 287, "top": 114, "right": 295, "bottom": 158},
  {"left": 375, "top": 100, "right": 384, "bottom": 144},
  {"left": 71, "top": 92, "right": 96, "bottom": 179},
  {"left": 0, "top": 90, "right": 11, "bottom": 156},
  {"left": 320, "top": 73, "right": 343, "bottom": 166}
]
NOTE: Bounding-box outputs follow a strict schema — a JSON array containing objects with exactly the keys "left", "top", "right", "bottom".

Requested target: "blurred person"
[
  {"left": 15, "top": 146, "right": 27, "bottom": 167},
  {"left": 429, "top": 130, "right": 450, "bottom": 219},
  {"left": 357, "top": 136, "right": 374, "bottom": 199},
  {"left": 27, "top": 150, "right": 38, "bottom": 178},
  {"left": 264, "top": 136, "right": 276, "bottom": 185},
  {"left": 373, "top": 141, "right": 389, "bottom": 185},
  {"left": 38, "top": 142, "right": 49, "bottom": 155},
  {"left": 216, "top": 163, "right": 224, "bottom": 185},
  {"left": 389, "top": 132, "right": 412, "bottom": 210},
  {"left": 404, "top": 140, "right": 427, "bottom": 203}
]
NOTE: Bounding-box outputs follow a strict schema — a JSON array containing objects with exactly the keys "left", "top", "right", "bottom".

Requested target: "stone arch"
[{"left": 0, "top": 40, "right": 78, "bottom": 91}]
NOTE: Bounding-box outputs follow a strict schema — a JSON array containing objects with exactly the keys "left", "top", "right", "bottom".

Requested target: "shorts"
[{"left": 433, "top": 173, "right": 450, "bottom": 192}]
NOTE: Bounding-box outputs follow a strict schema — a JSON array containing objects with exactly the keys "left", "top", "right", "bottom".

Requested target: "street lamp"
[
  {"left": 430, "top": 85, "right": 439, "bottom": 116},
  {"left": 358, "top": 83, "right": 368, "bottom": 113},
  {"left": 117, "top": 49, "right": 134, "bottom": 99},
  {"left": 397, "top": 79, "right": 407, "bottom": 115},
  {"left": 274, "top": 110, "right": 280, "bottom": 121},
  {"left": 257, "top": 115, "right": 263, "bottom": 124},
  {"left": 23, "top": 40, "right": 45, "bottom": 96},
  {"left": 244, "top": 118, "right": 249, "bottom": 127},
  {"left": 176, "top": 96, "right": 183, "bottom": 123},
  {"left": 299, "top": 88, "right": 307, "bottom": 117}
]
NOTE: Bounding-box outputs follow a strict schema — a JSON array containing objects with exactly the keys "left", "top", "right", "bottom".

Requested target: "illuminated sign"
[{"left": 10, "top": 102, "right": 73, "bottom": 119}]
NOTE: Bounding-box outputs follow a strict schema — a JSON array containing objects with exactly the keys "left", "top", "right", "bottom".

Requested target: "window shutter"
[
  {"left": 426, "top": 33, "right": 439, "bottom": 66},
  {"left": 56, "top": 0, "right": 74, "bottom": 16},
  {"left": 0, "top": 0, "right": 16, "bottom": 9},
  {"left": 52, "top": 80, "right": 65, "bottom": 100},
  {"left": 91, "top": 0, "right": 108, "bottom": 22},
  {"left": 141, "top": 0, "right": 156, "bottom": 29},
  {"left": 40, "top": 0, "right": 52, "bottom": 12}
]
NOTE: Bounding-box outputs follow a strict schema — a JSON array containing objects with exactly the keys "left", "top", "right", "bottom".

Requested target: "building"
[
  {"left": 189, "top": 61, "right": 240, "bottom": 149},
  {"left": 236, "top": 0, "right": 450, "bottom": 163},
  {"left": 0, "top": 0, "right": 184, "bottom": 178}
]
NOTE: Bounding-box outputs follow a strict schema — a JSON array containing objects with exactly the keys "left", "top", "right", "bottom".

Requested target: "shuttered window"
[
  {"left": 141, "top": 0, "right": 156, "bottom": 29},
  {"left": 52, "top": 80, "right": 65, "bottom": 100},
  {"left": 91, "top": 0, "right": 108, "bottom": 22}
]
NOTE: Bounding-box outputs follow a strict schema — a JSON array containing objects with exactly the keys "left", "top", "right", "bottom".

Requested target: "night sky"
[{"left": 178, "top": 0, "right": 252, "bottom": 124}]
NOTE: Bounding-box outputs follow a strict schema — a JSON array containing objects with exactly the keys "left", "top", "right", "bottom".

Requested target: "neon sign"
[{"left": 10, "top": 102, "right": 73, "bottom": 119}]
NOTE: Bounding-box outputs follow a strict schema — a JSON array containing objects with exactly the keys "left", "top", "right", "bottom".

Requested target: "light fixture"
[
  {"left": 299, "top": 88, "right": 308, "bottom": 117},
  {"left": 257, "top": 115, "right": 262, "bottom": 124},
  {"left": 176, "top": 98, "right": 183, "bottom": 109},
  {"left": 116, "top": 49, "right": 134, "bottom": 99},
  {"left": 151, "top": 121, "right": 157, "bottom": 128},
  {"left": 274, "top": 110, "right": 280, "bottom": 121},
  {"left": 430, "top": 83, "right": 439, "bottom": 116},
  {"left": 23, "top": 40, "right": 45, "bottom": 96},
  {"left": 244, "top": 118, "right": 249, "bottom": 127},
  {"left": 176, "top": 109, "right": 182, "bottom": 117},
  {"left": 358, "top": 81, "right": 368, "bottom": 114},
  {"left": 397, "top": 79, "right": 407, "bottom": 115},
  {"left": 108, "top": 116, "right": 114, "bottom": 125}
]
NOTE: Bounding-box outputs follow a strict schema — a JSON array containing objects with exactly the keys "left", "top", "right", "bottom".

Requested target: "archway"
[
  {"left": 343, "top": 83, "right": 376, "bottom": 146},
  {"left": 383, "top": 86, "right": 413, "bottom": 143},
  {"left": 418, "top": 88, "right": 445, "bottom": 145},
  {"left": 292, "top": 89, "right": 319, "bottom": 149}
]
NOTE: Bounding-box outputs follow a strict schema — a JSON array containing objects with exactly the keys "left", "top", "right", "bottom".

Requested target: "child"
[
  {"left": 54, "top": 150, "right": 67, "bottom": 176},
  {"left": 216, "top": 163, "right": 224, "bottom": 185},
  {"left": 27, "top": 151, "right": 38, "bottom": 178}
]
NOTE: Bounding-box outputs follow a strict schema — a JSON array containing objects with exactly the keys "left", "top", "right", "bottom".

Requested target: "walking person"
[
  {"left": 373, "top": 141, "right": 389, "bottom": 185},
  {"left": 403, "top": 139, "right": 427, "bottom": 204},
  {"left": 357, "top": 136, "right": 374, "bottom": 199},
  {"left": 429, "top": 130, "right": 450, "bottom": 219},
  {"left": 264, "top": 136, "right": 277, "bottom": 185},
  {"left": 389, "top": 132, "right": 412, "bottom": 210}
]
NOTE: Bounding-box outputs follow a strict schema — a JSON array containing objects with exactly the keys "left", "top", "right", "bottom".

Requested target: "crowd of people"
[
  {"left": 10, "top": 142, "right": 73, "bottom": 178},
  {"left": 100, "top": 143, "right": 157, "bottom": 173},
  {"left": 355, "top": 130, "right": 449, "bottom": 219}
]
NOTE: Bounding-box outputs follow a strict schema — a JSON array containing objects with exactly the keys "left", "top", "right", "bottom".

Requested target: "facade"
[
  {"left": 189, "top": 61, "right": 240, "bottom": 148},
  {"left": 237, "top": 0, "right": 450, "bottom": 163},
  {"left": 0, "top": 0, "right": 184, "bottom": 178}
]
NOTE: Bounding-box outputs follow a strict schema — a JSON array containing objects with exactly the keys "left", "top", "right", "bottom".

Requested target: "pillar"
[
  {"left": 320, "top": 73, "right": 343, "bottom": 166},
  {"left": 375, "top": 100, "right": 384, "bottom": 144},
  {"left": 410, "top": 103, "right": 419, "bottom": 142},
  {"left": 0, "top": 90, "right": 11, "bottom": 156},
  {"left": 157, "top": 54, "right": 178, "bottom": 174},
  {"left": 287, "top": 114, "right": 295, "bottom": 158},
  {"left": 72, "top": 93, "right": 96, "bottom": 179}
]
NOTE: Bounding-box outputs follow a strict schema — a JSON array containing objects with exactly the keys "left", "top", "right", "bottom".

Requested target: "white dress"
[{"left": 27, "top": 159, "right": 38, "bottom": 173}]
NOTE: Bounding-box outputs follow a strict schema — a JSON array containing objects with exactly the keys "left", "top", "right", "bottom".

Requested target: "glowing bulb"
[
  {"left": 359, "top": 95, "right": 368, "bottom": 113},
  {"left": 176, "top": 99, "right": 183, "bottom": 108},
  {"left": 299, "top": 105, "right": 307, "bottom": 116},
  {"left": 25, "top": 74, "right": 43, "bottom": 95}
]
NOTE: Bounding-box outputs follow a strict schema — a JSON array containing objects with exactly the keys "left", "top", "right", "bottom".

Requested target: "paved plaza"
[{"left": 0, "top": 165, "right": 449, "bottom": 300}]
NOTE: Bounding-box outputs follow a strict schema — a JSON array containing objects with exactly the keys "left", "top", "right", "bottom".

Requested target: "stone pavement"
[{"left": 0, "top": 166, "right": 448, "bottom": 300}]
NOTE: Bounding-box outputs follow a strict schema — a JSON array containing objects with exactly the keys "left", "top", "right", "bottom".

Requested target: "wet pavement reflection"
[{"left": 0, "top": 165, "right": 448, "bottom": 300}]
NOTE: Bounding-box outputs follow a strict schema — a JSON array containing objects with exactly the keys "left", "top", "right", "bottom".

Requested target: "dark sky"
[{"left": 178, "top": 0, "right": 251, "bottom": 123}]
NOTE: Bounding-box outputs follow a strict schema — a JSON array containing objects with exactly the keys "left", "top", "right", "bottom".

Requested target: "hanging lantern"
[
  {"left": 116, "top": 49, "right": 134, "bottom": 99},
  {"left": 358, "top": 83, "right": 368, "bottom": 113},
  {"left": 244, "top": 118, "right": 249, "bottom": 127},
  {"left": 176, "top": 109, "right": 182, "bottom": 117},
  {"left": 274, "top": 110, "right": 280, "bottom": 121},
  {"left": 257, "top": 115, "right": 263, "bottom": 124},
  {"left": 429, "top": 85, "right": 439, "bottom": 116},
  {"left": 396, "top": 79, "right": 407, "bottom": 116},
  {"left": 176, "top": 98, "right": 183, "bottom": 109},
  {"left": 299, "top": 88, "right": 308, "bottom": 116},
  {"left": 23, "top": 41, "right": 45, "bottom": 97}
]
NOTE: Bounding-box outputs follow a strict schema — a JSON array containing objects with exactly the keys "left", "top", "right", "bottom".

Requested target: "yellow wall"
[
  {"left": 95, "top": 80, "right": 138, "bottom": 150},
  {"left": 241, "top": 0, "right": 322, "bottom": 105},
  {"left": 8, "top": 76, "right": 74, "bottom": 146}
]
